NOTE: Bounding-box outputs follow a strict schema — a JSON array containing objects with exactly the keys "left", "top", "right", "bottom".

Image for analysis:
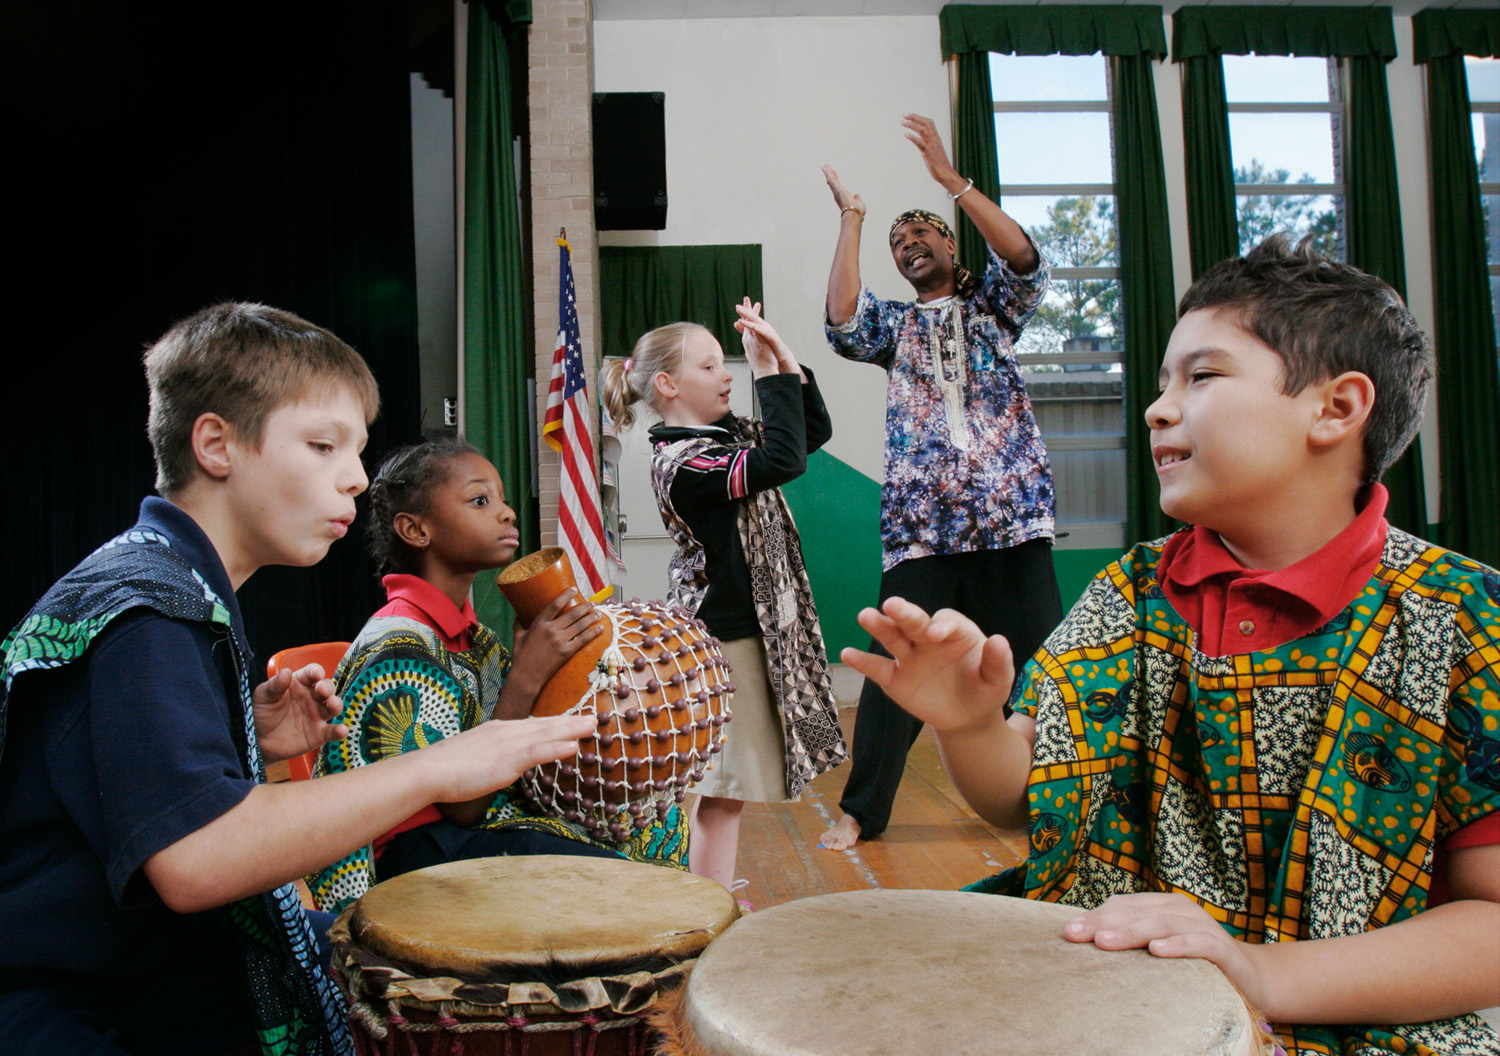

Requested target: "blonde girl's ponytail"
[
  {"left": 602, "top": 321, "right": 706, "bottom": 430},
  {"left": 602, "top": 357, "right": 642, "bottom": 431}
]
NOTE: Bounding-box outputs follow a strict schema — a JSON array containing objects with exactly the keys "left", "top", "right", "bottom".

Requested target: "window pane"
[
  {"left": 1237, "top": 192, "right": 1342, "bottom": 256},
  {"left": 995, "top": 113, "right": 1114, "bottom": 184},
  {"left": 1483, "top": 194, "right": 1496, "bottom": 264},
  {"left": 1001, "top": 194, "right": 1117, "bottom": 265},
  {"left": 1230, "top": 113, "right": 1340, "bottom": 184},
  {"left": 990, "top": 53, "right": 1108, "bottom": 102},
  {"left": 1029, "top": 387, "right": 1126, "bottom": 525},
  {"left": 1477, "top": 113, "right": 1498, "bottom": 179},
  {"left": 1015, "top": 278, "right": 1123, "bottom": 359},
  {"left": 1490, "top": 274, "right": 1499, "bottom": 347},
  {"left": 1223, "top": 55, "right": 1331, "bottom": 103},
  {"left": 1467, "top": 57, "right": 1500, "bottom": 105}
]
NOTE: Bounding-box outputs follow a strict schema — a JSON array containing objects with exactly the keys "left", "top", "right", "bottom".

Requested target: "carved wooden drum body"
[
  {"left": 661, "top": 889, "right": 1269, "bottom": 1056},
  {"left": 330, "top": 856, "right": 741, "bottom": 1056}
]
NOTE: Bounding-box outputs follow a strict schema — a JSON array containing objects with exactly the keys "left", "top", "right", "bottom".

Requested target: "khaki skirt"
[{"left": 692, "top": 637, "right": 796, "bottom": 803}]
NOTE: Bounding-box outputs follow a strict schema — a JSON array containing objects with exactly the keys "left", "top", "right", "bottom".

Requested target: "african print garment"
[
  {"left": 0, "top": 528, "right": 351, "bottom": 1056},
  {"left": 652, "top": 420, "right": 847, "bottom": 797},
  {"left": 824, "top": 246, "right": 1055, "bottom": 570},
  {"left": 972, "top": 528, "right": 1500, "bottom": 1055},
  {"left": 306, "top": 616, "right": 688, "bottom": 912}
]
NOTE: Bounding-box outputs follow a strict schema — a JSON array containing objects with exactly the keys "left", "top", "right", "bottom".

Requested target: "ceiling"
[{"left": 593, "top": 0, "right": 1487, "bottom": 21}]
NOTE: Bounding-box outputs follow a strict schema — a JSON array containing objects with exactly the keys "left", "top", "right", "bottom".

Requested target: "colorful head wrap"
[
  {"left": 888, "top": 209, "right": 978, "bottom": 298},
  {"left": 888, "top": 208, "right": 953, "bottom": 244}
]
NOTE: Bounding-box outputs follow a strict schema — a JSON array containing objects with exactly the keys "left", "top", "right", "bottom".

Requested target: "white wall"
[
  {"left": 594, "top": 16, "right": 953, "bottom": 484},
  {"left": 593, "top": 12, "right": 1448, "bottom": 524}
]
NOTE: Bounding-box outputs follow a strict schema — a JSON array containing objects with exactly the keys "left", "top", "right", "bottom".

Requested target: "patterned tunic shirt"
[
  {"left": 307, "top": 614, "right": 688, "bottom": 912},
  {"left": 974, "top": 528, "right": 1500, "bottom": 1056},
  {"left": 825, "top": 248, "right": 1054, "bottom": 570}
]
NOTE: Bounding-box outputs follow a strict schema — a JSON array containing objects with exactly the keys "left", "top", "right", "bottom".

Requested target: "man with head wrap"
[{"left": 819, "top": 114, "right": 1063, "bottom": 851}]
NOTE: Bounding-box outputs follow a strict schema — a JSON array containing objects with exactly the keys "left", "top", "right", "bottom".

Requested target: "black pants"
[{"left": 837, "top": 540, "right": 1064, "bottom": 839}]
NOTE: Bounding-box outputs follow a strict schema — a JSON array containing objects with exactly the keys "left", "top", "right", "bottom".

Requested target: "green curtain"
[
  {"left": 1170, "top": 5, "right": 1427, "bottom": 535},
  {"left": 1413, "top": 10, "right": 1499, "bottom": 60},
  {"left": 1413, "top": 9, "right": 1500, "bottom": 566},
  {"left": 941, "top": 3, "right": 1174, "bottom": 543},
  {"left": 940, "top": 4, "right": 1167, "bottom": 59},
  {"left": 463, "top": 0, "right": 532, "bottom": 639},
  {"left": 1344, "top": 53, "right": 1427, "bottom": 535},
  {"left": 1111, "top": 53, "right": 1178, "bottom": 542},
  {"left": 1172, "top": 6, "right": 1397, "bottom": 61},
  {"left": 953, "top": 50, "right": 1002, "bottom": 278},
  {"left": 597, "top": 245, "right": 763, "bottom": 363},
  {"left": 1179, "top": 55, "right": 1238, "bottom": 278}
]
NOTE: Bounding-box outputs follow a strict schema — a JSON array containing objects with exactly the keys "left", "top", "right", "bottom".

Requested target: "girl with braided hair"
[{"left": 307, "top": 438, "right": 689, "bottom": 913}]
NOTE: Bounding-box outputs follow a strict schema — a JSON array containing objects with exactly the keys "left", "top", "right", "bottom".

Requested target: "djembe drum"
[
  {"left": 654, "top": 889, "right": 1272, "bottom": 1056},
  {"left": 496, "top": 548, "right": 734, "bottom": 842},
  {"left": 330, "top": 856, "right": 741, "bottom": 1056}
]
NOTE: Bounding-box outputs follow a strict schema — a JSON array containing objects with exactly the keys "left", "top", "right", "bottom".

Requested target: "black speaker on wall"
[{"left": 593, "top": 92, "right": 667, "bottom": 230}]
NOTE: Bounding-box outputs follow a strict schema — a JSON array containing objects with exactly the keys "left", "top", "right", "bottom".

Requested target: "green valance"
[
  {"left": 598, "top": 245, "right": 763, "bottom": 364},
  {"left": 939, "top": 4, "right": 1167, "bottom": 60},
  {"left": 1172, "top": 6, "right": 1397, "bottom": 62},
  {"left": 1412, "top": 9, "right": 1500, "bottom": 63}
]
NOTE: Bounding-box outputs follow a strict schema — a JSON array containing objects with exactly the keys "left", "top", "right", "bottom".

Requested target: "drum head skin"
[
  {"left": 680, "top": 890, "right": 1259, "bottom": 1056},
  {"left": 348, "top": 856, "right": 739, "bottom": 983}
]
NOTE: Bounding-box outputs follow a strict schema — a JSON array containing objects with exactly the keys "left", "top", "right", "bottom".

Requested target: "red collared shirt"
[
  {"left": 368, "top": 574, "right": 484, "bottom": 852},
  {"left": 1157, "top": 485, "right": 1389, "bottom": 655},
  {"left": 376, "top": 573, "right": 481, "bottom": 653},
  {"left": 1155, "top": 483, "right": 1497, "bottom": 902}
]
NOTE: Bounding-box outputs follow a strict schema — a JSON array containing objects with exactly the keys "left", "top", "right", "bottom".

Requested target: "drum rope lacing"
[{"left": 349, "top": 997, "right": 651, "bottom": 1056}]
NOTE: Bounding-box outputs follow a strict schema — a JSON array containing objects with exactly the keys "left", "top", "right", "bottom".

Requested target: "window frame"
[
  {"left": 1224, "top": 55, "right": 1348, "bottom": 256},
  {"left": 991, "top": 55, "right": 1126, "bottom": 549}
]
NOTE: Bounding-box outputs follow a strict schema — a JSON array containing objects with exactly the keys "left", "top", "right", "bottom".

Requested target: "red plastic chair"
[{"left": 266, "top": 641, "right": 351, "bottom": 781}]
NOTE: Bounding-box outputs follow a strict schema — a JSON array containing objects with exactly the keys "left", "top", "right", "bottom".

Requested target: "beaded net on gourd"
[{"left": 519, "top": 598, "right": 734, "bottom": 842}]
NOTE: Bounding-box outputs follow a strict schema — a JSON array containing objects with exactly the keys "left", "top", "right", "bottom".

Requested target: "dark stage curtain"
[
  {"left": 5, "top": 1, "right": 423, "bottom": 657},
  {"left": 463, "top": 0, "right": 535, "bottom": 641}
]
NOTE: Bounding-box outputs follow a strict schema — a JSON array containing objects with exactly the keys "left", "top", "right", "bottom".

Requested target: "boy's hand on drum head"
[
  {"left": 840, "top": 597, "right": 1014, "bottom": 733},
  {"left": 424, "top": 713, "right": 597, "bottom": 804},
  {"left": 1064, "top": 893, "right": 1269, "bottom": 1014}
]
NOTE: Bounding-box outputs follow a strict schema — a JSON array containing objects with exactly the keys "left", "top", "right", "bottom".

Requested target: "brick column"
[{"left": 527, "top": 0, "right": 597, "bottom": 548}]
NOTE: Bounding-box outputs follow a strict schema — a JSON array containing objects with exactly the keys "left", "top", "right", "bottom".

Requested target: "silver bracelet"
[{"left": 948, "top": 177, "right": 975, "bottom": 201}]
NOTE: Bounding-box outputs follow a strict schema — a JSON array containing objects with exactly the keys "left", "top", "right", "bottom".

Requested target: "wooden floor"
[{"left": 729, "top": 665, "right": 1030, "bottom": 910}]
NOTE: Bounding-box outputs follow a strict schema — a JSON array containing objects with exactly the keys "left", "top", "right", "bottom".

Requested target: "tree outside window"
[
  {"left": 1223, "top": 55, "right": 1345, "bottom": 258},
  {"left": 990, "top": 53, "right": 1125, "bottom": 549}
]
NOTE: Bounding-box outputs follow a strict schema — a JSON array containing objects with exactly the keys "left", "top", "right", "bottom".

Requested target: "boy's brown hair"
[
  {"left": 144, "top": 302, "right": 380, "bottom": 495},
  {"left": 1178, "top": 234, "right": 1432, "bottom": 484}
]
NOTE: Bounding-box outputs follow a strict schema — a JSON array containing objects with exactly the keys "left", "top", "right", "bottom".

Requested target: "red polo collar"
[
  {"left": 1157, "top": 484, "right": 1389, "bottom": 654},
  {"left": 377, "top": 573, "right": 480, "bottom": 652}
]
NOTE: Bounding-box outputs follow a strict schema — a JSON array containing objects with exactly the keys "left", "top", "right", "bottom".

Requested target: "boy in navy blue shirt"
[{"left": 0, "top": 303, "right": 595, "bottom": 1056}]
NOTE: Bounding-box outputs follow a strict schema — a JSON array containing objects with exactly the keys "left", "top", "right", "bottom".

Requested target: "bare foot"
[{"left": 818, "top": 813, "right": 862, "bottom": 851}]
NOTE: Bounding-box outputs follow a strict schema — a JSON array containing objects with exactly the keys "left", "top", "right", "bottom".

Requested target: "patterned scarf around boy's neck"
[{"left": 0, "top": 527, "right": 352, "bottom": 1056}]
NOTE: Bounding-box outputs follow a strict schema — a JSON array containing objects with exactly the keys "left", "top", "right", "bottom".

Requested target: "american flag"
[{"left": 543, "top": 236, "right": 616, "bottom": 598}]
